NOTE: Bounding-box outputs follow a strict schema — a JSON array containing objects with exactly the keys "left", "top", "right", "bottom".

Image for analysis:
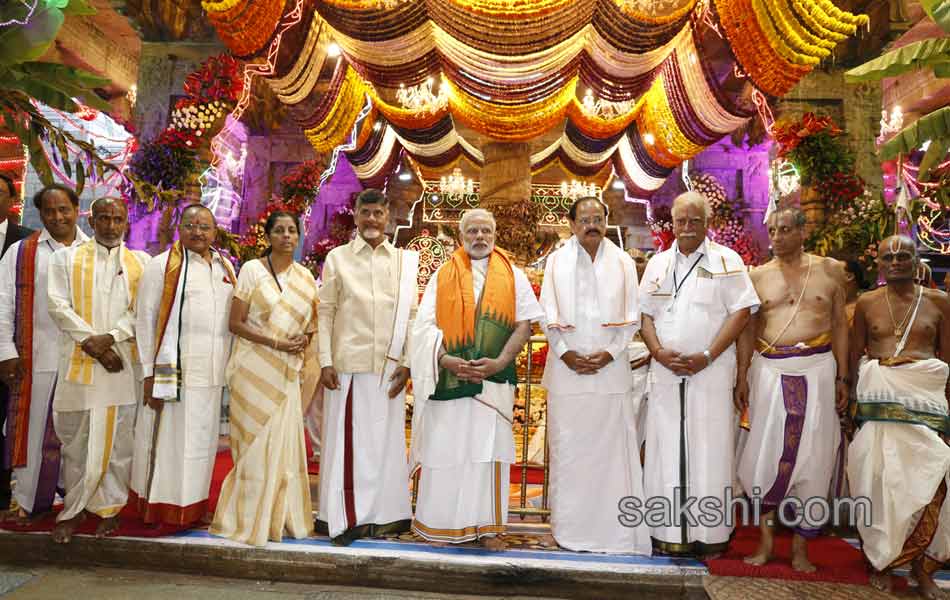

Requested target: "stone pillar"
[
  {"left": 134, "top": 42, "right": 225, "bottom": 141},
  {"left": 478, "top": 142, "right": 537, "bottom": 264}
]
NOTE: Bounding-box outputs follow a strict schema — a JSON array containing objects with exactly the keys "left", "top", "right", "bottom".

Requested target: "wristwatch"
[{"left": 702, "top": 350, "right": 712, "bottom": 364}]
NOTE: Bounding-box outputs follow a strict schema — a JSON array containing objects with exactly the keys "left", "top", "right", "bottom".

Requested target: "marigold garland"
[
  {"left": 751, "top": 0, "right": 821, "bottom": 65},
  {"left": 611, "top": 0, "right": 697, "bottom": 25},
  {"left": 208, "top": 0, "right": 287, "bottom": 58},
  {"left": 304, "top": 67, "right": 368, "bottom": 152},
  {"left": 638, "top": 78, "right": 705, "bottom": 166},
  {"left": 446, "top": 75, "right": 578, "bottom": 142}
]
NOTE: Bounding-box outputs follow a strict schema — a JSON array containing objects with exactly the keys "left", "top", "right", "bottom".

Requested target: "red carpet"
[
  {"left": 0, "top": 450, "right": 236, "bottom": 538},
  {"left": 706, "top": 526, "right": 901, "bottom": 586}
]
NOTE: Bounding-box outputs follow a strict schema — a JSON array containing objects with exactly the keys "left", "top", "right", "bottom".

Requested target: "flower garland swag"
[
  {"left": 125, "top": 54, "right": 244, "bottom": 213},
  {"left": 234, "top": 159, "right": 328, "bottom": 263},
  {"left": 691, "top": 173, "right": 762, "bottom": 265}
]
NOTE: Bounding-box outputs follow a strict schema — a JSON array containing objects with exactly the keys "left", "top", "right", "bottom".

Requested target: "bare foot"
[
  {"left": 913, "top": 559, "right": 947, "bottom": 600},
  {"left": 539, "top": 533, "right": 558, "bottom": 549},
  {"left": 480, "top": 536, "right": 507, "bottom": 552},
  {"left": 869, "top": 570, "right": 894, "bottom": 594},
  {"left": 95, "top": 515, "right": 120, "bottom": 538},
  {"left": 791, "top": 534, "right": 816, "bottom": 573},
  {"left": 744, "top": 519, "right": 774, "bottom": 566},
  {"left": 51, "top": 513, "right": 86, "bottom": 544}
]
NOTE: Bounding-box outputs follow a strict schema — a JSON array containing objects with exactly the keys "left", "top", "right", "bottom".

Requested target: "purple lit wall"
[{"left": 303, "top": 154, "right": 362, "bottom": 252}]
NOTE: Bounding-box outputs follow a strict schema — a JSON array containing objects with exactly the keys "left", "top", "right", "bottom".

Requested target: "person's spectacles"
[
  {"left": 182, "top": 223, "right": 214, "bottom": 233},
  {"left": 577, "top": 216, "right": 604, "bottom": 226}
]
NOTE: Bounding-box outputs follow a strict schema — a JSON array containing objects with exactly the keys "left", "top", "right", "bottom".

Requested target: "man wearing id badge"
[{"left": 638, "top": 191, "right": 759, "bottom": 558}]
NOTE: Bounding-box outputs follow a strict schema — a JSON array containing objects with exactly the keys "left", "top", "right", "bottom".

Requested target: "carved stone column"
[{"left": 478, "top": 142, "right": 539, "bottom": 264}]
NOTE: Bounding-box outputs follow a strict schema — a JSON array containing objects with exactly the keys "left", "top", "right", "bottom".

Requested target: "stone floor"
[{"left": 0, "top": 565, "right": 568, "bottom": 599}]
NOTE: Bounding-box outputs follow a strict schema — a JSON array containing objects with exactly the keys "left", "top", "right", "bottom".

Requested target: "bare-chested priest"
[
  {"left": 849, "top": 235, "right": 950, "bottom": 600},
  {"left": 736, "top": 207, "right": 849, "bottom": 572}
]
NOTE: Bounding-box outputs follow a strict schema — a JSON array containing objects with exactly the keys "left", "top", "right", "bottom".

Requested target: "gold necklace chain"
[{"left": 885, "top": 284, "right": 918, "bottom": 337}]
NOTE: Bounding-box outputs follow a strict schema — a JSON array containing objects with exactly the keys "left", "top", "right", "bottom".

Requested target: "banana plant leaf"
[
  {"left": 1, "top": 62, "right": 112, "bottom": 112},
  {"left": 845, "top": 38, "right": 950, "bottom": 82},
  {"left": 922, "top": 0, "right": 950, "bottom": 34},
  {"left": 0, "top": 5, "right": 64, "bottom": 66},
  {"left": 881, "top": 107, "right": 950, "bottom": 160}
]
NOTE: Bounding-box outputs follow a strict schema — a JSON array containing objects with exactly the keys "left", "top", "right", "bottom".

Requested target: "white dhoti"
[
  {"left": 848, "top": 357, "right": 950, "bottom": 571},
  {"left": 54, "top": 404, "right": 135, "bottom": 521},
  {"left": 412, "top": 382, "right": 514, "bottom": 543},
  {"left": 130, "top": 386, "right": 222, "bottom": 526},
  {"left": 11, "top": 372, "right": 59, "bottom": 514},
  {"left": 319, "top": 373, "right": 411, "bottom": 539},
  {"left": 548, "top": 391, "right": 651, "bottom": 553},
  {"left": 738, "top": 345, "right": 839, "bottom": 537},
  {"left": 645, "top": 367, "right": 736, "bottom": 554}
]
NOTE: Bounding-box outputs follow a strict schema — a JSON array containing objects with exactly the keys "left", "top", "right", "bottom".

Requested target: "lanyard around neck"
[{"left": 672, "top": 253, "right": 704, "bottom": 298}]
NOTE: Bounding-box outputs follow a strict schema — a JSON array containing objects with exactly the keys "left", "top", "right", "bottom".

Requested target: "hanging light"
[
  {"left": 439, "top": 167, "right": 474, "bottom": 200},
  {"left": 395, "top": 77, "right": 448, "bottom": 115},
  {"left": 560, "top": 180, "right": 600, "bottom": 200}
]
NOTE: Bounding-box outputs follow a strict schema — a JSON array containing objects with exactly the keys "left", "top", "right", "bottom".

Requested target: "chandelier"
[
  {"left": 877, "top": 105, "right": 903, "bottom": 145},
  {"left": 396, "top": 77, "right": 448, "bottom": 115},
  {"left": 580, "top": 89, "right": 636, "bottom": 120},
  {"left": 560, "top": 179, "right": 600, "bottom": 200},
  {"left": 439, "top": 167, "right": 475, "bottom": 200}
]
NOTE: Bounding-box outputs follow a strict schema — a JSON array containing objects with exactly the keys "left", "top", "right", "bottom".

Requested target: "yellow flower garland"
[
  {"left": 751, "top": 0, "right": 820, "bottom": 65},
  {"left": 610, "top": 0, "right": 698, "bottom": 25},
  {"left": 756, "top": 0, "right": 834, "bottom": 62},
  {"left": 304, "top": 67, "right": 368, "bottom": 153},
  {"left": 639, "top": 78, "right": 704, "bottom": 166},
  {"left": 446, "top": 75, "right": 578, "bottom": 142},
  {"left": 201, "top": 0, "right": 243, "bottom": 13}
]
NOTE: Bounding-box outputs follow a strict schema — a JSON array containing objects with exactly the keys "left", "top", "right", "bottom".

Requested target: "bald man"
[
  {"left": 638, "top": 191, "right": 759, "bottom": 557},
  {"left": 849, "top": 235, "right": 950, "bottom": 599},
  {"left": 47, "top": 197, "right": 148, "bottom": 543}
]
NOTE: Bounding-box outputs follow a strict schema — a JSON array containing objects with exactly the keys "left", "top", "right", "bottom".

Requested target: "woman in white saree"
[{"left": 210, "top": 211, "right": 319, "bottom": 546}]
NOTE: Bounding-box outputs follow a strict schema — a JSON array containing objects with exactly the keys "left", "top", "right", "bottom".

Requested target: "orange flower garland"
[
  {"left": 638, "top": 78, "right": 704, "bottom": 167},
  {"left": 205, "top": 0, "right": 287, "bottom": 57}
]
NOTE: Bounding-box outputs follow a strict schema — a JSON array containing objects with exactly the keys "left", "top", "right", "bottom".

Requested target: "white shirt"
[
  {"left": 0, "top": 219, "right": 8, "bottom": 254},
  {"left": 136, "top": 249, "right": 235, "bottom": 387},
  {"left": 639, "top": 238, "right": 759, "bottom": 384},
  {"left": 47, "top": 241, "right": 145, "bottom": 411},
  {"left": 0, "top": 227, "right": 90, "bottom": 372}
]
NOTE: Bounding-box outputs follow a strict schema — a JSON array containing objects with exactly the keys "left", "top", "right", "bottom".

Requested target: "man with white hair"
[
  {"left": 639, "top": 191, "right": 759, "bottom": 557},
  {"left": 410, "top": 208, "right": 544, "bottom": 550}
]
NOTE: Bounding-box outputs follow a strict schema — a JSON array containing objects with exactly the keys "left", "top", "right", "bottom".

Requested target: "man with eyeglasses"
[
  {"left": 0, "top": 185, "right": 88, "bottom": 523},
  {"left": 129, "top": 204, "right": 236, "bottom": 531},
  {"left": 638, "top": 191, "right": 759, "bottom": 558},
  {"left": 47, "top": 197, "right": 149, "bottom": 543},
  {"left": 735, "top": 206, "right": 849, "bottom": 572},
  {"left": 848, "top": 235, "right": 950, "bottom": 598},
  {"left": 537, "top": 196, "right": 648, "bottom": 553},
  {"left": 0, "top": 173, "right": 33, "bottom": 511}
]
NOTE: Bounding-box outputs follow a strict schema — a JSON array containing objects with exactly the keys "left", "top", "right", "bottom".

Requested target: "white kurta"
[
  {"left": 0, "top": 227, "right": 88, "bottom": 513},
  {"left": 410, "top": 257, "right": 544, "bottom": 543},
  {"left": 130, "top": 249, "right": 234, "bottom": 525},
  {"left": 47, "top": 242, "right": 147, "bottom": 521},
  {"left": 639, "top": 239, "right": 759, "bottom": 553},
  {"left": 540, "top": 238, "right": 650, "bottom": 554},
  {"left": 738, "top": 349, "right": 839, "bottom": 535}
]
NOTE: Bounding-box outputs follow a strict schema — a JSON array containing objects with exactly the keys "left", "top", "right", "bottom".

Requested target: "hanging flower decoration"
[
  {"left": 182, "top": 54, "right": 245, "bottom": 105},
  {"left": 280, "top": 159, "right": 325, "bottom": 207},
  {"left": 170, "top": 101, "right": 228, "bottom": 135},
  {"left": 771, "top": 112, "right": 851, "bottom": 187},
  {"left": 300, "top": 206, "right": 357, "bottom": 278},
  {"left": 689, "top": 172, "right": 762, "bottom": 265}
]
